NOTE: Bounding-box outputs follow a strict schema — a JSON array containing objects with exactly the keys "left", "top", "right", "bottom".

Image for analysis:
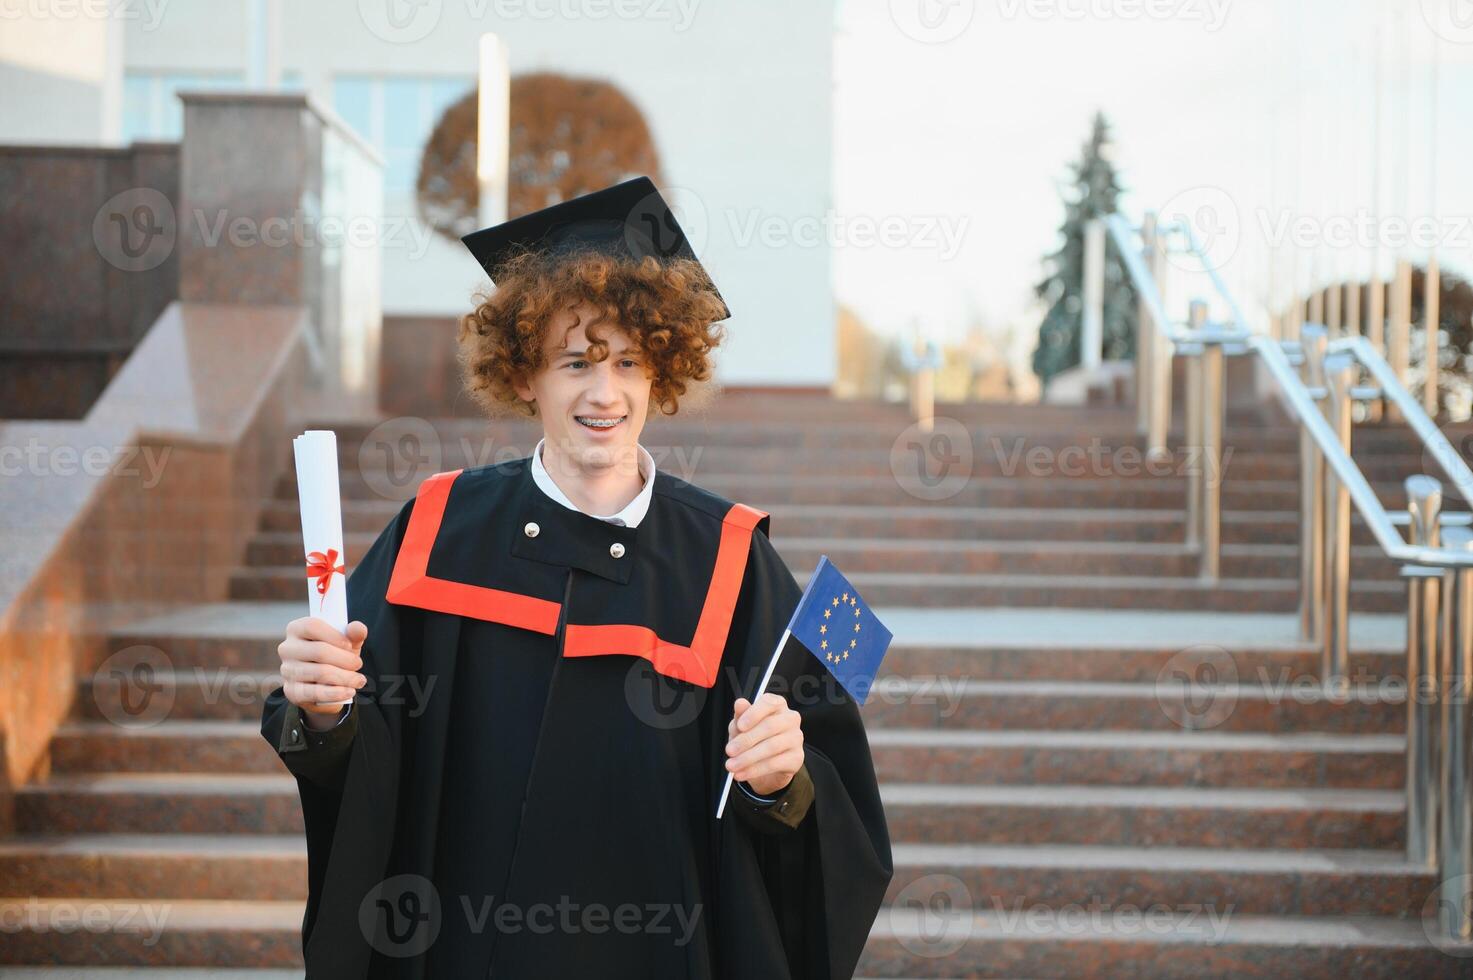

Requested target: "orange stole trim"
[
  {"left": 563, "top": 502, "right": 767, "bottom": 688},
  {"left": 385, "top": 469, "right": 562, "bottom": 634},
  {"left": 385, "top": 468, "right": 767, "bottom": 688}
]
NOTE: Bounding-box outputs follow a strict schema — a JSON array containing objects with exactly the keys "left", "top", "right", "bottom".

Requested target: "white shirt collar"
[{"left": 530, "top": 437, "right": 656, "bottom": 528}]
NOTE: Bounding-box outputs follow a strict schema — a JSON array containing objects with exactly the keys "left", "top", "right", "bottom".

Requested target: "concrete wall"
[
  {"left": 0, "top": 8, "right": 122, "bottom": 144},
  {"left": 116, "top": 0, "right": 836, "bottom": 386}
]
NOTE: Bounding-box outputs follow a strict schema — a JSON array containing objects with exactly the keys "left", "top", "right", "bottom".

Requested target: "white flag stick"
[
  {"left": 715, "top": 627, "right": 791, "bottom": 820},
  {"left": 293, "top": 429, "right": 352, "bottom": 706}
]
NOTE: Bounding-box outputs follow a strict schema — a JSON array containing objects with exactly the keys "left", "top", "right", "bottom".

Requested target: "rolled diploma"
[{"left": 293, "top": 429, "right": 352, "bottom": 706}]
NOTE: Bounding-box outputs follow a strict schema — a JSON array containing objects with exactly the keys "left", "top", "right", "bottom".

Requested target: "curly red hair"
[{"left": 457, "top": 248, "right": 727, "bottom": 418}]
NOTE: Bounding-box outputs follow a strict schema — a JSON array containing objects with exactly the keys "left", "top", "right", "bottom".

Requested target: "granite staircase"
[{"left": 2, "top": 393, "right": 1468, "bottom": 977}]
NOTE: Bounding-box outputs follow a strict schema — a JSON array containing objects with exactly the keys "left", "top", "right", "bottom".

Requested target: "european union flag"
[{"left": 788, "top": 556, "right": 893, "bottom": 705}]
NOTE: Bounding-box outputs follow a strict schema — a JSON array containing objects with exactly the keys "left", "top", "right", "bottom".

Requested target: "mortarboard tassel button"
[
  {"left": 524, "top": 522, "right": 540, "bottom": 538},
  {"left": 609, "top": 542, "right": 625, "bottom": 559}
]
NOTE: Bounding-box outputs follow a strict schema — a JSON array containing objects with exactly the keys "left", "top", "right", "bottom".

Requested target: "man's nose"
[{"left": 585, "top": 363, "right": 620, "bottom": 403}]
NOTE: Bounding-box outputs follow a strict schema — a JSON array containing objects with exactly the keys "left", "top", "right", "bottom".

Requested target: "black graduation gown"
[{"left": 260, "top": 455, "right": 893, "bottom": 979}]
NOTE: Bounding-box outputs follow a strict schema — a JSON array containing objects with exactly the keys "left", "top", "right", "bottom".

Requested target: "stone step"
[
  {"left": 15, "top": 774, "right": 302, "bottom": 835},
  {"left": 328, "top": 441, "right": 1433, "bottom": 475},
  {"left": 0, "top": 901, "right": 1456, "bottom": 975},
  {"left": 868, "top": 730, "right": 1403, "bottom": 789},
  {"left": 253, "top": 498, "right": 1430, "bottom": 547},
  {"left": 860, "top": 679, "right": 1403, "bottom": 733},
  {"left": 228, "top": 566, "right": 1408, "bottom": 612},
  {"left": 886, "top": 843, "right": 1432, "bottom": 917},
  {"left": 15, "top": 774, "right": 1403, "bottom": 849},
  {"left": 858, "top": 909, "right": 1463, "bottom": 979},
  {"left": 321, "top": 413, "right": 1444, "bottom": 453},
  {"left": 49, "top": 722, "right": 283, "bottom": 775},
  {"left": 0, "top": 898, "right": 304, "bottom": 968},
  {"left": 876, "top": 644, "right": 1403, "bottom": 685},
  {"left": 241, "top": 532, "right": 1409, "bottom": 581},
  {"left": 100, "top": 603, "right": 1407, "bottom": 682},
  {"left": 0, "top": 836, "right": 1427, "bottom": 919},
  {"left": 47, "top": 723, "right": 1404, "bottom": 791},
  {"left": 275, "top": 448, "right": 1436, "bottom": 494},
  {"left": 0, "top": 835, "right": 305, "bottom": 901},
  {"left": 879, "top": 784, "right": 1402, "bottom": 849},
  {"left": 272, "top": 472, "right": 1422, "bottom": 512},
  {"left": 831, "top": 573, "right": 1405, "bottom": 612},
  {"left": 77, "top": 670, "right": 280, "bottom": 723},
  {"left": 76, "top": 669, "right": 1406, "bottom": 731},
  {"left": 0, "top": 971, "right": 302, "bottom": 978}
]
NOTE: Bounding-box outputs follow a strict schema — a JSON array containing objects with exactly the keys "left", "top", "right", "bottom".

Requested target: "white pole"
[
  {"left": 715, "top": 628, "right": 792, "bottom": 820},
  {"left": 1081, "top": 219, "right": 1105, "bottom": 370},
  {"left": 477, "top": 34, "right": 510, "bottom": 230}
]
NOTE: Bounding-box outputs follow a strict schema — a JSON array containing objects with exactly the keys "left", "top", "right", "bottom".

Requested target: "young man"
[{"left": 263, "top": 178, "right": 892, "bottom": 978}]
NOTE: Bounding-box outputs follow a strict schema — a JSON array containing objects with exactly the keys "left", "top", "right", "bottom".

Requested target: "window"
[
  {"left": 332, "top": 74, "right": 474, "bottom": 195},
  {"left": 122, "top": 71, "right": 246, "bottom": 142}
]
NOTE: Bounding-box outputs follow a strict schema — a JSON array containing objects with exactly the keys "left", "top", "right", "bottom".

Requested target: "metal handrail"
[
  {"left": 1097, "top": 211, "right": 1473, "bottom": 935},
  {"left": 1101, "top": 213, "right": 1473, "bottom": 569},
  {"left": 1338, "top": 333, "right": 1473, "bottom": 505},
  {"left": 1248, "top": 334, "right": 1473, "bottom": 568}
]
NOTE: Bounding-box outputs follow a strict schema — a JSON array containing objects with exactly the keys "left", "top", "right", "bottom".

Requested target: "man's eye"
[{"left": 567, "top": 360, "right": 587, "bottom": 369}]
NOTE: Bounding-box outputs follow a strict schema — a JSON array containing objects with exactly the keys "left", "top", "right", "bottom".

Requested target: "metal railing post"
[
  {"left": 1322, "top": 351, "right": 1357, "bottom": 687},
  {"left": 1441, "top": 525, "right": 1473, "bottom": 940},
  {"left": 1298, "top": 326, "right": 1329, "bottom": 644},
  {"left": 1200, "top": 339, "right": 1223, "bottom": 582},
  {"left": 1389, "top": 259, "right": 1414, "bottom": 419},
  {"left": 1426, "top": 255, "right": 1442, "bottom": 420},
  {"left": 1365, "top": 274, "right": 1385, "bottom": 423},
  {"left": 1407, "top": 475, "right": 1444, "bottom": 868},
  {"left": 1082, "top": 219, "right": 1105, "bottom": 372},
  {"left": 1184, "top": 301, "right": 1208, "bottom": 551},
  {"left": 1135, "top": 213, "right": 1158, "bottom": 440}
]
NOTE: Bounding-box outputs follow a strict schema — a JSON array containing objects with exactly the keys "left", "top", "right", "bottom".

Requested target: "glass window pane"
[
  {"left": 122, "top": 74, "right": 154, "bottom": 142},
  {"left": 334, "top": 76, "right": 375, "bottom": 147},
  {"left": 381, "top": 77, "right": 421, "bottom": 151},
  {"left": 429, "top": 77, "right": 471, "bottom": 120}
]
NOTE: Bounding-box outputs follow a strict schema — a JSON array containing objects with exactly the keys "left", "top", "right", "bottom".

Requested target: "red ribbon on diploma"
[{"left": 306, "top": 548, "right": 345, "bottom": 607}]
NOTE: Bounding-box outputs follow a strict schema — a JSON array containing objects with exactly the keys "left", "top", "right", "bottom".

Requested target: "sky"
[{"left": 832, "top": 0, "right": 1473, "bottom": 361}]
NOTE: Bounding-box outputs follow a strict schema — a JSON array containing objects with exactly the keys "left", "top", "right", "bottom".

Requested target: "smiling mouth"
[{"left": 576, "top": 415, "right": 627, "bottom": 430}]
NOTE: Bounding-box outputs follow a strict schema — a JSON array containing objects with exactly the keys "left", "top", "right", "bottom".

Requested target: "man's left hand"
[{"left": 726, "top": 692, "right": 805, "bottom": 797}]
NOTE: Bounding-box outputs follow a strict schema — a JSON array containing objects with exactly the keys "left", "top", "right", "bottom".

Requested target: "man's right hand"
[{"left": 278, "top": 617, "right": 368, "bottom": 731}]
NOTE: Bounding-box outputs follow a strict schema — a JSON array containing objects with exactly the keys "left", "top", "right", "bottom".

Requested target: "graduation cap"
[{"left": 460, "top": 176, "right": 730, "bottom": 320}]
